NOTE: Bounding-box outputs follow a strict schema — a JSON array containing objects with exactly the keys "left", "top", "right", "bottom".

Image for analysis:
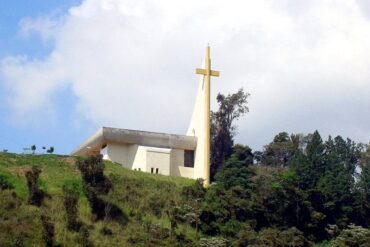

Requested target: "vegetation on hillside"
[
  {"left": 0, "top": 153, "right": 197, "bottom": 246},
  {"left": 199, "top": 131, "right": 370, "bottom": 246},
  {"left": 1, "top": 89, "right": 369, "bottom": 246},
  {"left": 1, "top": 129, "right": 369, "bottom": 246}
]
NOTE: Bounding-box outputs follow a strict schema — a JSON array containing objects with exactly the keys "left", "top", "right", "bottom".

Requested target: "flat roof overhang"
[{"left": 71, "top": 127, "right": 197, "bottom": 156}]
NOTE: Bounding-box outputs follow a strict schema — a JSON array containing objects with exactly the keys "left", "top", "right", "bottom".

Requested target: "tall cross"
[{"left": 196, "top": 45, "right": 219, "bottom": 187}]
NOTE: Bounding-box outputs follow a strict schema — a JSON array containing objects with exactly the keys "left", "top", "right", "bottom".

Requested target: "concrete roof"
[{"left": 71, "top": 127, "right": 197, "bottom": 156}]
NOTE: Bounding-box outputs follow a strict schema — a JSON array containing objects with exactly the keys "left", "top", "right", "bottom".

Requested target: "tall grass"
[{"left": 0, "top": 153, "right": 196, "bottom": 246}]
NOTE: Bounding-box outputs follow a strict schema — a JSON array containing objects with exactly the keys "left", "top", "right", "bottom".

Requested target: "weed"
[
  {"left": 41, "top": 215, "right": 55, "bottom": 247},
  {"left": 0, "top": 173, "right": 14, "bottom": 190},
  {"left": 76, "top": 155, "right": 112, "bottom": 194},
  {"left": 25, "top": 167, "right": 45, "bottom": 206}
]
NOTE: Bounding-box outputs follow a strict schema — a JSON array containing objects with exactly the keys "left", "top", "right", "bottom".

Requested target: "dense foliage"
[
  {"left": 211, "top": 88, "right": 249, "bottom": 180},
  {"left": 0, "top": 129, "right": 369, "bottom": 246},
  {"left": 194, "top": 130, "right": 370, "bottom": 245}
]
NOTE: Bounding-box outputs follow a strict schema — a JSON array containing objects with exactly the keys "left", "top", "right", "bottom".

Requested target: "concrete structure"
[{"left": 71, "top": 46, "right": 219, "bottom": 182}]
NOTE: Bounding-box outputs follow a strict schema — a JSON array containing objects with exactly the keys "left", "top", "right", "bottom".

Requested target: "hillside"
[
  {"left": 0, "top": 153, "right": 198, "bottom": 246},
  {"left": 1, "top": 139, "right": 370, "bottom": 247}
]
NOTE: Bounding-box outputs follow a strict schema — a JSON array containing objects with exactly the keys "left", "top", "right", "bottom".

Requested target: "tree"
[
  {"left": 214, "top": 144, "right": 254, "bottom": 190},
  {"left": 317, "top": 136, "right": 361, "bottom": 226},
  {"left": 253, "top": 151, "right": 263, "bottom": 165},
  {"left": 200, "top": 145, "right": 255, "bottom": 235},
  {"left": 290, "top": 130, "right": 325, "bottom": 191},
  {"left": 356, "top": 143, "right": 370, "bottom": 227},
  {"left": 261, "top": 132, "right": 298, "bottom": 167},
  {"left": 211, "top": 88, "right": 249, "bottom": 179},
  {"left": 47, "top": 147, "right": 54, "bottom": 154},
  {"left": 31, "top": 145, "right": 36, "bottom": 154}
]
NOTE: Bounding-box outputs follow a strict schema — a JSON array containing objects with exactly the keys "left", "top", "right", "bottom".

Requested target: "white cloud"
[
  {"left": 1, "top": 0, "right": 370, "bottom": 149},
  {"left": 19, "top": 15, "right": 61, "bottom": 42}
]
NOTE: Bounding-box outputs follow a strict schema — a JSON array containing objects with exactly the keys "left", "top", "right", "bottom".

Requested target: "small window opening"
[
  {"left": 151, "top": 167, "right": 154, "bottom": 174},
  {"left": 184, "top": 150, "right": 195, "bottom": 167},
  {"left": 138, "top": 168, "right": 141, "bottom": 171},
  {"left": 156, "top": 168, "right": 159, "bottom": 174}
]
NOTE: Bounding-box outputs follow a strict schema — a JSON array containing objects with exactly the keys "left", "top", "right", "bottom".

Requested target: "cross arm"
[{"left": 196, "top": 68, "right": 220, "bottom": 77}]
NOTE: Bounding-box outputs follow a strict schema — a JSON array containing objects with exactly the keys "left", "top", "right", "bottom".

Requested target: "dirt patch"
[
  {"left": 60, "top": 157, "right": 76, "bottom": 166},
  {"left": 8, "top": 166, "right": 31, "bottom": 177}
]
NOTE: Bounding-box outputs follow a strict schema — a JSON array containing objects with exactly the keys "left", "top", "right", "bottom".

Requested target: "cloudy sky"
[{"left": 1, "top": 0, "right": 370, "bottom": 154}]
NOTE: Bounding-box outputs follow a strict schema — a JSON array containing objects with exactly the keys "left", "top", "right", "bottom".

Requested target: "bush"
[
  {"left": 77, "top": 225, "right": 94, "bottom": 247},
  {"left": 63, "top": 181, "right": 81, "bottom": 231},
  {"left": 41, "top": 215, "right": 55, "bottom": 247},
  {"left": 100, "top": 226, "right": 113, "bottom": 236},
  {"left": 182, "top": 178, "right": 206, "bottom": 201},
  {"left": 76, "top": 155, "right": 112, "bottom": 194},
  {"left": 234, "top": 227, "right": 312, "bottom": 247},
  {"left": 84, "top": 185, "right": 128, "bottom": 225},
  {"left": 330, "top": 225, "right": 370, "bottom": 247},
  {"left": 25, "top": 167, "right": 45, "bottom": 206},
  {"left": 0, "top": 174, "right": 13, "bottom": 190},
  {"left": 219, "top": 220, "right": 242, "bottom": 237},
  {"left": 147, "top": 194, "right": 166, "bottom": 217},
  {"left": 200, "top": 237, "right": 229, "bottom": 247},
  {"left": 10, "top": 233, "right": 26, "bottom": 247}
]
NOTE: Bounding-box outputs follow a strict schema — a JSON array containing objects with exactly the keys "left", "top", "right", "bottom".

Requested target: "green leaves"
[{"left": 211, "top": 88, "right": 250, "bottom": 179}]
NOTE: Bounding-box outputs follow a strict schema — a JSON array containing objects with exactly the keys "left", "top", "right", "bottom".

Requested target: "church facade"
[
  {"left": 71, "top": 46, "right": 218, "bottom": 183},
  {"left": 71, "top": 127, "right": 198, "bottom": 179}
]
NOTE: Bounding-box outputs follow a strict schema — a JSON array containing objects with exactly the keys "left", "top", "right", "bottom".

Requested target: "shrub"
[
  {"left": 199, "top": 237, "right": 229, "bottom": 247},
  {"left": 76, "top": 155, "right": 112, "bottom": 194},
  {"left": 220, "top": 219, "right": 242, "bottom": 237},
  {"left": 0, "top": 174, "right": 13, "bottom": 190},
  {"left": 84, "top": 185, "right": 128, "bottom": 225},
  {"left": 63, "top": 181, "right": 81, "bottom": 231},
  {"left": 25, "top": 167, "right": 45, "bottom": 206},
  {"left": 10, "top": 233, "right": 26, "bottom": 247},
  {"left": 330, "top": 225, "right": 370, "bottom": 247},
  {"left": 234, "top": 225, "right": 258, "bottom": 247},
  {"left": 147, "top": 194, "right": 166, "bottom": 217},
  {"left": 78, "top": 225, "right": 94, "bottom": 247},
  {"left": 100, "top": 226, "right": 113, "bottom": 236},
  {"left": 235, "top": 227, "right": 312, "bottom": 247},
  {"left": 255, "top": 227, "right": 312, "bottom": 247},
  {"left": 46, "top": 147, "right": 54, "bottom": 154},
  {"left": 41, "top": 215, "right": 55, "bottom": 247},
  {"left": 182, "top": 178, "right": 206, "bottom": 201}
]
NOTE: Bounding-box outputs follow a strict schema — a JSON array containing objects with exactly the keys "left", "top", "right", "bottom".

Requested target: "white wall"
[
  {"left": 102, "top": 143, "right": 194, "bottom": 178},
  {"left": 105, "top": 143, "right": 130, "bottom": 168},
  {"left": 130, "top": 145, "right": 147, "bottom": 172},
  {"left": 170, "top": 149, "right": 194, "bottom": 179},
  {"left": 186, "top": 72, "right": 206, "bottom": 181},
  {"left": 146, "top": 149, "right": 170, "bottom": 175}
]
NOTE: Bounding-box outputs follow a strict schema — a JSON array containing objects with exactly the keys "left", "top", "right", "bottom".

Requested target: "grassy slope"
[{"left": 0, "top": 153, "right": 197, "bottom": 246}]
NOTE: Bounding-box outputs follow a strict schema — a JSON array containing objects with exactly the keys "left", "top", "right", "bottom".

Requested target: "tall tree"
[
  {"left": 290, "top": 130, "right": 325, "bottom": 191},
  {"left": 261, "top": 132, "right": 298, "bottom": 167},
  {"left": 210, "top": 88, "right": 249, "bottom": 179},
  {"left": 357, "top": 143, "right": 370, "bottom": 227},
  {"left": 317, "top": 136, "right": 360, "bottom": 225}
]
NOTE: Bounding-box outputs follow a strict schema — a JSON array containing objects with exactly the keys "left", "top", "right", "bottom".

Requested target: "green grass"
[
  {"left": 0, "top": 152, "right": 197, "bottom": 246},
  {"left": 313, "top": 241, "right": 331, "bottom": 247}
]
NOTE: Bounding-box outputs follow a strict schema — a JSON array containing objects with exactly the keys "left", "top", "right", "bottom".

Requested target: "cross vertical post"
[{"left": 196, "top": 45, "right": 219, "bottom": 187}]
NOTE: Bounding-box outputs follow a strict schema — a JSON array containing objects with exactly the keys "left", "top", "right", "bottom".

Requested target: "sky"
[{"left": 1, "top": 0, "right": 370, "bottom": 154}]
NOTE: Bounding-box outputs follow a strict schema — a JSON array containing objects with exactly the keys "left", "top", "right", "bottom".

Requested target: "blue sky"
[
  {"left": 0, "top": 0, "right": 80, "bottom": 57},
  {"left": 1, "top": 0, "right": 370, "bottom": 155},
  {"left": 0, "top": 0, "right": 89, "bottom": 154}
]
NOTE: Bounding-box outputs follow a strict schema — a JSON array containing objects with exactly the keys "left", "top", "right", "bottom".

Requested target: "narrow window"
[
  {"left": 156, "top": 168, "right": 159, "bottom": 174},
  {"left": 138, "top": 168, "right": 141, "bottom": 171},
  {"left": 151, "top": 167, "right": 154, "bottom": 173},
  {"left": 184, "top": 150, "right": 195, "bottom": 167}
]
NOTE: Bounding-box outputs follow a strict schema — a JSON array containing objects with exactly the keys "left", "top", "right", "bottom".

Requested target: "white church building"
[{"left": 72, "top": 46, "right": 218, "bottom": 184}]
